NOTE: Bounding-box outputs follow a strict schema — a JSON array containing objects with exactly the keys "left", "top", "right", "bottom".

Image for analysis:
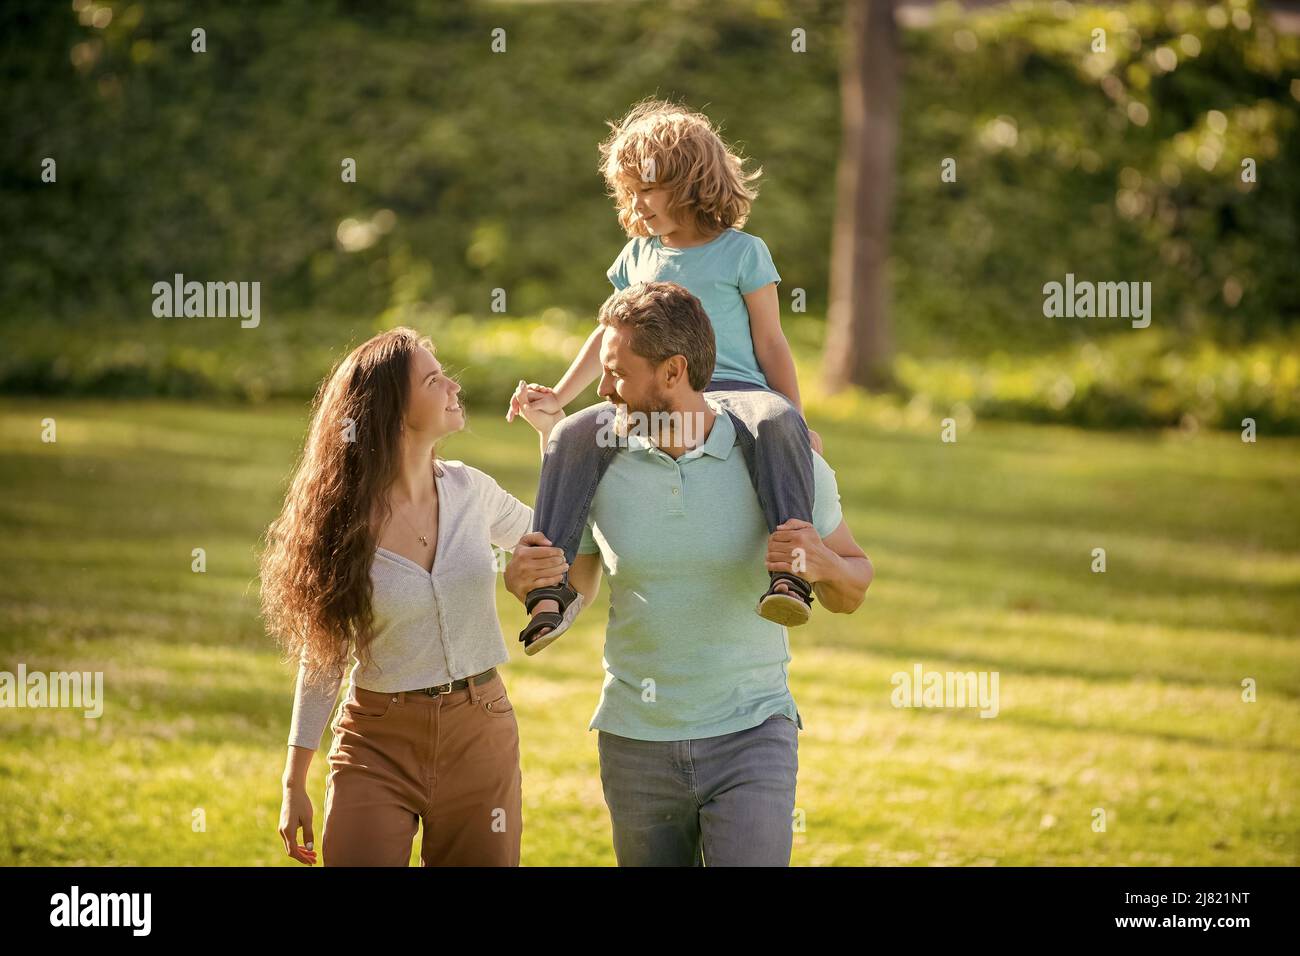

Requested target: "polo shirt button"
[{"left": 672, "top": 487, "right": 680, "bottom": 495}]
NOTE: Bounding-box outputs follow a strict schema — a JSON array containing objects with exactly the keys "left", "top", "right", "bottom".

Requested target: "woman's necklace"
[{"left": 392, "top": 498, "right": 434, "bottom": 548}]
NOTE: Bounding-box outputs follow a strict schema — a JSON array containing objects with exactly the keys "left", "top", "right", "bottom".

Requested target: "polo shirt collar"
[{"left": 697, "top": 398, "right": 737, "bottom": 460}]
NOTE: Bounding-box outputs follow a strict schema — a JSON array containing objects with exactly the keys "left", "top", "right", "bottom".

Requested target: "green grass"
[{"left": 0, "top": 395, "right": 1297, "bottom": 866}]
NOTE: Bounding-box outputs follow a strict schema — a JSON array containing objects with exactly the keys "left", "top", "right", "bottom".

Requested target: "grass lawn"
[{"left": 0, "top": 396, "right": 1296, "bottom": 866}]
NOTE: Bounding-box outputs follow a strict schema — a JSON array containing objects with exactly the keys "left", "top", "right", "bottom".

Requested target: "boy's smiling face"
[{"left": 625, "top": 177, "right": 682, "bottom": 239}]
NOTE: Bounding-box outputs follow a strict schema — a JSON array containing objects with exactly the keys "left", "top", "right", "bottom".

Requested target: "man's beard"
[
  {"left": 613, "top": 385, "right": 674, "bottom": 439},
  {"left": 620, "top": 384, "right": 696, "bottom": 449}
]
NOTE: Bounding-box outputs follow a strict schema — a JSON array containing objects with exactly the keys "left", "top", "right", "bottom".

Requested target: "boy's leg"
[
  {"left": 705, "top": 386, "right": 815, "bottom": 531},
  {"left": 525, "top": 402, "right": 619, "bottom": 644},
  {"left": 597, "top": 731, "right": 703, "bottom": 866},
  {"left": 532, "top": 401, "right": 619, "bottom": 565},
  {"left": 706, "top": 386, "right": 816, "bottom": 610},
  {"left": 694, "top": 715, "right": 799, "bottom": 866}
]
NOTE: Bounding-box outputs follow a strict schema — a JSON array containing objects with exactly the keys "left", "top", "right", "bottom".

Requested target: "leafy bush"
[
  {"left": 888, "top": 327, "right": 1300, "bottom": 433},
  {"left": 3, "top": 0, "right": 1294, "bottom": 348},
  {"left": 0, "top": 308, "right": 587, "bottom": 407},
  {"left": 1, "top": 0, "right": 1296, "bottom": 431}
]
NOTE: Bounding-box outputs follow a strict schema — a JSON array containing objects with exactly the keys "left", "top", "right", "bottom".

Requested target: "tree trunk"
[{"left": 824, "top": 0, "right": 899, "bottom": 393}]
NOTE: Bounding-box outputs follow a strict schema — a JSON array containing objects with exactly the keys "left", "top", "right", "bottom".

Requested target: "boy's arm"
[
  {"left": 744, "top": 283, "right": 803, "bottom": 416},
  {"left": 506, "top": 326, "right": 603, "bottom": 423},
  {"left": 551, "top": 326, "right": 605, "bottom": 407}
]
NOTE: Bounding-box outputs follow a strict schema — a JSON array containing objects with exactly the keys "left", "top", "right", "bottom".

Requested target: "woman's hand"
[
  {"left": 808, "top": 427, "right": 824, "bottom": 456},
  {"left": 504, "top": 532, "right": 569, "bottom": 603},
  {"left": 278, "top": 782, "right": 318, "bottom": 865},
  {"left": 510, "top": 380, "right": 567, "bottom": 446},
  {"left": 506, "top": 381, "right": 559, "bottom": 423}
]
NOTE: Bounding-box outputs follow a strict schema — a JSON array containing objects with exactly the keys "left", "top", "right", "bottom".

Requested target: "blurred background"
[{"left": 0, "top": 0, "right": 1296, "bottom": 866}]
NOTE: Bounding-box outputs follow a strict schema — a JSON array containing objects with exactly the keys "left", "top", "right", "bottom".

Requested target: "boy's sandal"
[
  {"left": 757, "top": 571, "right": 815, "bottom": 627},
  {"left": 520, "top": 581, "right": 585, "bottom": 656}
]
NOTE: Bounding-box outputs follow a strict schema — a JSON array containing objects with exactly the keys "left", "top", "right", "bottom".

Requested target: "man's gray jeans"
[{"left": 597, "top": 713, "right": 799, "bottom": 866}]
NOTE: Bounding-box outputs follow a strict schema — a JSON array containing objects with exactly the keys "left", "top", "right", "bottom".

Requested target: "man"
[{"left": 506, "top": 281, "right": 873, "bottom": 866}]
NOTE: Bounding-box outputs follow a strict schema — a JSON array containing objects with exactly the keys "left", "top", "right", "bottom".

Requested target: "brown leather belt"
[{"left": 411, "top": 667, "right": 497, "bottom": 697}]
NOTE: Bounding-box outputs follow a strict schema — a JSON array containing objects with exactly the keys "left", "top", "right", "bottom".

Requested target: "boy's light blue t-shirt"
[
  {"left": 578, "top": 400, "right": 844, "bottom": 742},
  {"left": 606, "top": 228, "right": 780, "bottom": 388}
]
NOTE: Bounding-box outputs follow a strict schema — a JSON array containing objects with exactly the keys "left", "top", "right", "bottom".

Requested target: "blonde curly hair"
[{"left": 598, "top": 98, "right": 762, "bottom": 239}]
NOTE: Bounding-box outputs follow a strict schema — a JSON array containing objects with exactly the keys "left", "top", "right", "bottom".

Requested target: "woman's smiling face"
[{"left": 405, "top": 346, "right": 463, "bottom": 440}]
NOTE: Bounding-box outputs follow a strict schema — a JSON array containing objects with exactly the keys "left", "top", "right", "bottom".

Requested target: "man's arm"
[
  {"left": 568, "top": 551, "right": 603, "bottom": 608},
  {"left": 766, "top": 518, "right": 872, "bottom": 614},
  {"left": 810, "top": 520, "right": 872, "bottom": 613}
]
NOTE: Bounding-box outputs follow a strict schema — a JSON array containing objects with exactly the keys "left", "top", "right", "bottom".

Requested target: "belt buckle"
[{"left": 430, "top": 682, "right": 453, "bottom": 696}]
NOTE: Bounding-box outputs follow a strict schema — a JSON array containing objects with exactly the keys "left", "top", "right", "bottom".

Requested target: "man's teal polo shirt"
[{"left": 578, "top": 397, "right": 844, "bottom": 741}]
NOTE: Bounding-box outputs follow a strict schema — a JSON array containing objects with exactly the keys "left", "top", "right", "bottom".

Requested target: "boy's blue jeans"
[
  {"left": 531, "top": 380, "right": 816, "bottom": 566},
  {"left": 597, "top": 714, "right": 799, "bottom": 866}
]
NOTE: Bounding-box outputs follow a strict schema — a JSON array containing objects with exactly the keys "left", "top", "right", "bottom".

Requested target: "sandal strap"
[
  {"left": 524, "top": 581, "right": 579, "bottom": 614},
  {"left": 520, "top": 610, "right": 566, "bottom": 644},
  {"left": 767, "top": 571, "right": 815, "bottom": 606}
]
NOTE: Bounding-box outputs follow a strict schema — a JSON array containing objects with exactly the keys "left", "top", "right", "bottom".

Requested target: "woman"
[{"left": 260, "top": 327, "right": 568, "bottom": 866}]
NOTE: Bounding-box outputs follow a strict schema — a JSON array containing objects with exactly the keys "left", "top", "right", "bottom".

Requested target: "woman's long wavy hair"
[{"left": 259, "top": 327, "right": 439, "bottom": 687}]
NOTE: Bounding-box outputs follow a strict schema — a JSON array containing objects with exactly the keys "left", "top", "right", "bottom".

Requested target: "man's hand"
[
  {"left": 503, "top": 532, "right": 569, "bottom": 603},
  {"left": 774, "top": 518, "right": 872, "bottom": 614},
  {"left": 808, "top": 428, "right": 824, "bottom": 456},
  {"left": 766, "top": 518, "right": 837, "bottom": 584}
]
